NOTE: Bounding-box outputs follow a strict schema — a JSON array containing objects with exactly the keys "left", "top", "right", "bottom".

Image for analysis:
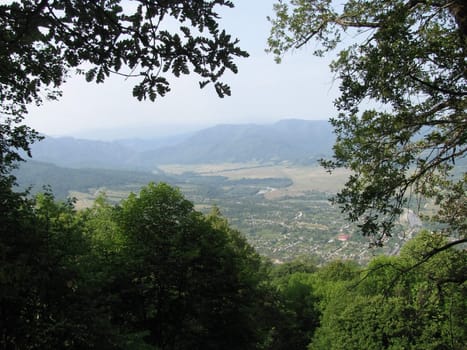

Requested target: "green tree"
[
  {"left": 0, "top": 0, "right": 248, "bottom": 175},
  {"left": 79, "top": 192, "right": 156, "bottom": 349},
  {"left": 0, "top": 188, "right": 121, "bottom": 349},
  {"left": 108, "top": 183, "right": 270, "bottom": 349},
  {"left": 0, "top": 183, "right": 43, "bottom": 348},
  {"left": 310, "top": 232, "right": 466, "bottom": 349},
  {"left": 273, "top": 272, "right": 321, "bottom": 349},
  {"left": 268, "top": 0, "right": 466, "bottom": 247}
]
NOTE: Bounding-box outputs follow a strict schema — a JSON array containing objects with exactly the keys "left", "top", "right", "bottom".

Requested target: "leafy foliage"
[
  {"left": 268, "top": 0, "right": 466, "bottom": 246},
  {"left": 75, "top": 183, "right": 290, "bottom": 349},
  {"left": 1, "top": 0, "right": 247, "bottom": 111},
  {"left": 1, "top": 182, "right": 272, "bottom": 349},
  {"left": 309, "top": 232, "right": 466, "bottom": 350},
  {"left": 0, "top": 186, "right": 120, "bottom": 349}
]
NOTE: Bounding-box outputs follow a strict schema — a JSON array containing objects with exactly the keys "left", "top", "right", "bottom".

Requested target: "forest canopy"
[{"left": 1, "top": 182, "right": 465, "bottom": 349}]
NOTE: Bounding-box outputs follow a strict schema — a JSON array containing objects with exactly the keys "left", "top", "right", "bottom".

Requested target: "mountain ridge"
[{"left": 29, "top": 119, "right": 335, "bottom": 169}]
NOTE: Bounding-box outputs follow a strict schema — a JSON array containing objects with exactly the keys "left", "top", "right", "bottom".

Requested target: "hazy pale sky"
[{"left": 25, "top": 0, "right": 339, "bottom": 140}]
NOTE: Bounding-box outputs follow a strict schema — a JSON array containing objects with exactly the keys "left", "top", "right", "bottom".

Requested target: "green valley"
[{"left": 15, "top": 161, "right": 419, "bottom": 264}]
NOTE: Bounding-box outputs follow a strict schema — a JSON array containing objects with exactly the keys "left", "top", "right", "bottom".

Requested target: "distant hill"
[
  {"left": 114, "top": 132, "right": 194, "bottom": 152},
  {"left": 29, "top": 137, "right": 139, "bottom": 169},
  {"left": 28, "top": 119, "right": 335, "bottom": 169},
  {"left": 141, "top": 119, "right": 334, "bottom": 165},
  {"left": 13, "top": 160, "right": 173, "bottom": 199}
]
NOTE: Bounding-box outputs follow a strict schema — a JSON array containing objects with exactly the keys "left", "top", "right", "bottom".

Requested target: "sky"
[{"left": 24, "top": 0, "right": 339, "bottom": 140}]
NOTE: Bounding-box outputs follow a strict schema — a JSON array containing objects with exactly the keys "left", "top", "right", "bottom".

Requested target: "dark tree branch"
[{"left": 409, "top": 74, "right": 467, "bottom": 96}]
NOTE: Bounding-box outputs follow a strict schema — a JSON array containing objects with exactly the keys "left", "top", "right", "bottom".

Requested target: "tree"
[
  {"left": 268, "top": 0, "right": 466, "bottom": 247},
  {"left": 0, "top": 188, "right": 121, "bottom": 349},
  {"left": 108, "top": 183, "right": 271, "bottom": 349},
  {"left": 0, "top": 0, "right": 248, "bottom": 175},
  {"left": 272, "top": 272, "right": 321, "bottom": 349},
  {"left": 308, "top": 234, "right": 466, "bottom": 349}
]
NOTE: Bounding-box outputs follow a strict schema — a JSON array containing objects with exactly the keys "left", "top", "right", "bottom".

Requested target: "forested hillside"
[
  {"left": 12, "top": 160, "right": 173, "bottom": 198},
  {"left": 142, "top": 119, "right": 334, "bottom": 164},
  {"left": 28, "top": 119, "right": 335, "bottom": 169}
]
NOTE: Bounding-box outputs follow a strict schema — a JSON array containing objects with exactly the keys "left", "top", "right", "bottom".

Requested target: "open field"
[
  {"left": 159, "top": 163, "right": 351, "bottom": 198},
  {"left": 72, "top": 163, "right": 349, "bottom": 207}
]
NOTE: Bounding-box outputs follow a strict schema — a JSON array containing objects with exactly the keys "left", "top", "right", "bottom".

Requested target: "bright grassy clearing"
[
  {"left": 159, "top": 163, "right": 351, "bottom": 198},
  {"left": 71, "top": 164, "right": 351, "bottom": 208}
]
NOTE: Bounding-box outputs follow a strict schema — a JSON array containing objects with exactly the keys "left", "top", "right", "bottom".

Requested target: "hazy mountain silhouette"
[
  {"left": 29, "top": 137, "right": 138, "bottom": 169},
  {"left": 29, "top": 119, "right": 335, "bottom": 169},
  {"left": 140, "top": 119, "right": 334, "bottom": 165}
]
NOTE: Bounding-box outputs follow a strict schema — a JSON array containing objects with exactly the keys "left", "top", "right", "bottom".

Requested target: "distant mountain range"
[{"left": 28, "top": 119, "right": 335, "bottom": 169}]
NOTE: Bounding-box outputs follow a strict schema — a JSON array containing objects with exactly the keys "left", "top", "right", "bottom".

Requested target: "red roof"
[{"left": 337, "top": 234, "right": 350, "bottom": 241}]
